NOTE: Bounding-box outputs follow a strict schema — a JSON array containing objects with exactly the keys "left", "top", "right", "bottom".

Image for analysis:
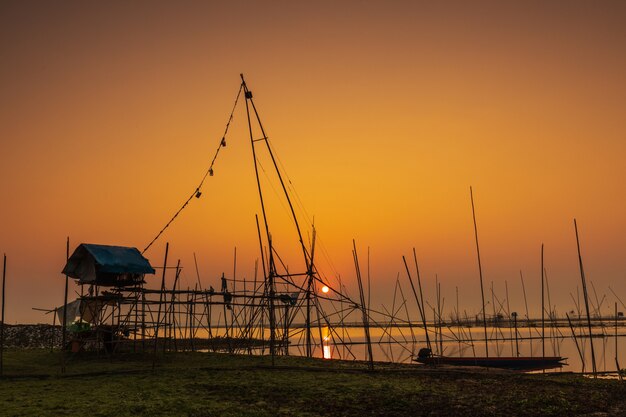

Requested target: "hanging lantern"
[
  {"left": 209, "top": 168, "right": 214, "bottom": 176},
  {"left": 221, "top": 137, "right": 226, "bottom": 147}
]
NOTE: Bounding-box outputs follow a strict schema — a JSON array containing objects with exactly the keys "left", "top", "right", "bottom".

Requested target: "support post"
[
  {"left": 0, "top": 254, "right": 6, "bottom": 377},
  {"left": 574, "top": 219, "right": 597, "bottom": 377},
  {"left": 470, "top": 187, "right": 489, "bottom": 358},
  {"left": 353, "top": 241, "right": 374, "bottom": 370},
  {"left": 616, "top": 302, "right": 622, "bottom": 381},
  {"left": 61, "top": 237, "right": 69, "bottom": 373},
  {"left": 152, "top": 242, "right": 169, "bottom": 370},
  {"left": 541, "top": 243, "right": 546, "bottom": 373}
]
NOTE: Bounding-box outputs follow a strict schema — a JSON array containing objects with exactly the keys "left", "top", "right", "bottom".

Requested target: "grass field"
[{"left": 1, "top": 349, "right": 625, "bottom": 416}]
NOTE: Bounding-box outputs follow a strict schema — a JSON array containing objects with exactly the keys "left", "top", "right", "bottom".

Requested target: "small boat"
[{"left": 414, "top": 348, "right": 566, "bottom": 371}]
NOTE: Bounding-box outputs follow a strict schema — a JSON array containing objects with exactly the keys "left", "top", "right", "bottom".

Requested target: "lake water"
[{"left": 158, "top": 322, "right": 626, "bottom": 374}]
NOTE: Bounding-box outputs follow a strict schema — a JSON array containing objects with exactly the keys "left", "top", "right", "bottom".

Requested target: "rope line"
[{"left": 142, "top": 84, "right": 244, "bottom": 254}]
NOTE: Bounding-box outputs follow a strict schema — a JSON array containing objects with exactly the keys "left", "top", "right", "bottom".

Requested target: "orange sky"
[{"left": 2, "top": 1, "right": 626, "bottom": 323}]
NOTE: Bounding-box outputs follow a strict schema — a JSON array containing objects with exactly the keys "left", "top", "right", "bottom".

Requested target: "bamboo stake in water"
[
  {"left": 574, "top": 219, "right": 597, "bottom": 377},
  {"left": 353, "top": 240, "right": 373, "bottom": 370},
  {"left": 490, "top": 282, "right": 498, "bottom": 354},
  {"left": 470, "top": 186, "right": 489, "bottom": 358},
  {"left": 0, "top": 254, "right": 6, "bottom": 377},
  {"left": 505, "top": 280, "right": 513, "bottom": 356},
  {"left": 61, "top": 237, "right": 69, "bottom": 373},
  {"left": 520, "top": 271, "right": 533, "bottom": 356},
  {"left": 566, "top": 312, "right": 585, "bottom": 373},
  {"left": 152, "top": 242, "right": 169, "bottom": 370},
  {"left": 412, "top": 249, "right": 429, "bottom": 349},
  {"left": 541, "top": 244, "right": 545, "bottom": 368},
  {"left": 513, "top": 312, "right": 519, "bottom": 357},
  {"left": 402, "top": 256, "right": 431, "bottom": 352},
  {"left": 615, "top": 302, "right": 622, "bottom": 381}
]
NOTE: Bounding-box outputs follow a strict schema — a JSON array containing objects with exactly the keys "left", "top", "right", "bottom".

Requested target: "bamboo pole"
[
  {"left": 432, "top": 307, "right": 438, "bottom": 356},
  {"left": 232, "top": 247, "right": 237, "bottom": 340},
  {"left": 616, "top": 302, "right": 622, "bottom": 381},
  {"left": 152, "top": 242, "right": 169, "bottom": 370},
  {"left": 133, "top": 284, "right": 139, "bottom": 353},
  {"left": 513, "top": 312, "right": 519, "bottom": 357},
  {"left": 141, "top": 284, "right": 146, "bottom": 352},
  {"left": 267, "top": 237, "right": 276, "bottom": 365},
  {"left": 0, "top": 254, "right": 6, "bottom": 377},
  {"left": 189, "top": 290, "right": 195, "bottom": 352},
  {"left": 574, "top": 219, "right": 597, "bottom": 377},
  {"left": 437, "top": 279, "right": 443, "bottom": 355},
  {"left": 470, "top": 186, "right": 489, "bottom": 358},
  {"left": 51, "top": 307, "right": 57, "bottom": 353},
  {"left": 283, "top": 303, "right": 290, "bottom": 356},
  {"left": 456, "top": 286, "right": 462, "bottom": 355},
  {"left": 402, "top": 256, "right": 431, "bottom": 352},
  {"left": 541, "top": 243, "right": 546, "bottom": 373},
  {"left": 61, "top": 237, "right": 69, "bottom": 373},
  {"left": 520, "top": 271, "right": 532, "bottom": 356},
  {"left": 505, "top": 280, "right": 513, "bottom": 356},
  {"left": 254, "top": 215, "right": 269, "bottom": 354},
  {"left": 544, "top": 267, "right": 558, "bottom": 356},
  {"left": 353, "top": 241, "right": 373, "bottom": 370},
  {"left": 167, "top": 260, "right": 181, "bottom": 353},
  {"left": 490, "top": 282, "right": 498, "bottom": 354},
  {"left": 412, "top": 249, "right": 428, "bottom": 348},
  {"left": 566, "top": 312, "right": 585, "bottom": 373}
]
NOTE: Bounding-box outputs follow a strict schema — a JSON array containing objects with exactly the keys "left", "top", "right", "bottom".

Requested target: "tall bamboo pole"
[
  {"left": 412, "top": 249, "right": 428, "bottom": 345},
  {"left": 541, "top": 243, "right": 546, "bottom": 373},
  {"left": 470, "top": 187, "right": 489, "bottom": 358},
  {"left": 353, "top": 241, "right": 373, "bottom": 370},
  {"left": 152, "top": 242, "right": 169, "bottom": 370},
  {"left": 402, "top": 256, "right": 431, "bottom": 351},
  {"left": 267, "top": 236, "right": 276, "bottom": 365},
  {"left": 615, "top": 302, "right": 622, "bottom": 381},
  {"left": 574, "top": 219, "right": 597, "bottom": 377},
  {"left": 232, "top": 247, "right": 237, "bottom": 340},
  {"left": 0, "top": 254, "right": 6, "bottom": 377},
  {"left": 61, "top": 237, "right": 69, "bottom": 373}
]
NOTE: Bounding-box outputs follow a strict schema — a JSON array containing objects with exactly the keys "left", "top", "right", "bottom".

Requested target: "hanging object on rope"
[{"left": 142, "top": 82, "right": 244, "bottom": 254}]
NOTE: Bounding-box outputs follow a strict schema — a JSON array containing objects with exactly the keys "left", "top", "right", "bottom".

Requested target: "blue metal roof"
[{"left": 62, "top": 243, "right": 155, "bottom": 279}]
